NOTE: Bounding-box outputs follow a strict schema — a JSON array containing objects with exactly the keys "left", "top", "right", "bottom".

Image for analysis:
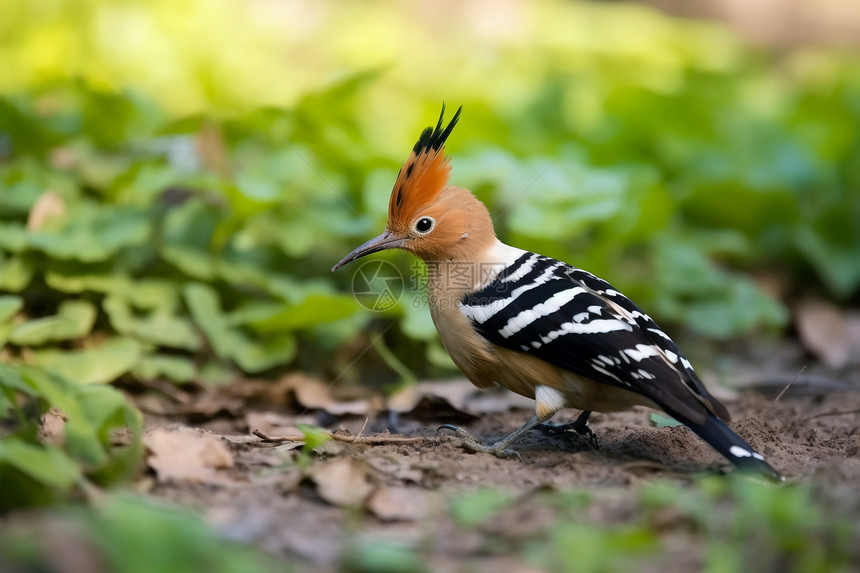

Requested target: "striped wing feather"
[{"left": 461, "top": 253, "right": 729, "bottom": 425}]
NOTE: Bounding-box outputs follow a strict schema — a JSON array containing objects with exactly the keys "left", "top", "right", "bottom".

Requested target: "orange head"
[{"left": 333, "top": 105, "right": 495, "bottom": 271}]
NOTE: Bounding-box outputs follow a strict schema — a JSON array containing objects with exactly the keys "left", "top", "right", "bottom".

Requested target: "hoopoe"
[{"left": 333, "top": 105, "right": 783, "bottom": 481}]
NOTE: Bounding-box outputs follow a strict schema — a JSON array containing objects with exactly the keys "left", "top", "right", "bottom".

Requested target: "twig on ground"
[
  {"left": 251, "top": 428, "right": 427, "bottom": 445},
  {"left": 253, "top": 429, "right": 305, "bottom": 443},
  {"left": 764, "top": 366, "right": 806, "bottom": 413},
  {"left": 809, "top": 408, "right": 860, "bottom": 419},
  {"left": 355, "top": 417, "right": 369, "bottom": 439}
]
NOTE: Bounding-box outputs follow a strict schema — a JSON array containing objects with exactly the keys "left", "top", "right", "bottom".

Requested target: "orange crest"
[{"left": 388, "top": 104, "right": 462, "bottom": 229}]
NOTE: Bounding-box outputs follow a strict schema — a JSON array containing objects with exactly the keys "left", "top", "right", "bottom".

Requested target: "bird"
[{"left": 332, "top": 105, "right": 783, "bottom": 482}]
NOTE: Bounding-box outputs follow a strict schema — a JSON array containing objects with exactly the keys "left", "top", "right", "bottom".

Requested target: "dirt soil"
[{"left": 134, "top": 340, "right": 860, "bottom": 572}]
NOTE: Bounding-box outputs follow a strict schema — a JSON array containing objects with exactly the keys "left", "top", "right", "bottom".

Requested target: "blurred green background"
[
  {"left": 0, "top": 0, "right": 860, "bottom": 571},
  {"left": 1, "top": 0, "right": 859, "bottom": 516},
  {"left": 3, "top": 0, "right": 859, "bottom": 388}
]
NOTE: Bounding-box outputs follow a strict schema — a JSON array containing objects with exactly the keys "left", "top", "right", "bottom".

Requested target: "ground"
[{"left": 134, "top": 338, "right": 860, "bottom": 572}]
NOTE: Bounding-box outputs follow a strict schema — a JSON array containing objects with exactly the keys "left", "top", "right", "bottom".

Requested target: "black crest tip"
[{"left": 412, "top": 103, "right": 462, "bottom": 154}]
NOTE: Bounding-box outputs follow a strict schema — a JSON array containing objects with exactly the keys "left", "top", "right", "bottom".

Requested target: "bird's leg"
[
  {"left": 438, "top": 413, "right": 553, "bottom": 461},
  {"left": 536, "top": 410, "right": 599, "bottom": 449}
]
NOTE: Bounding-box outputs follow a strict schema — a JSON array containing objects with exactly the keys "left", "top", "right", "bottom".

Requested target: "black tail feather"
[{"left": 669, "top": 410, "right": 784, "bottom": 482}]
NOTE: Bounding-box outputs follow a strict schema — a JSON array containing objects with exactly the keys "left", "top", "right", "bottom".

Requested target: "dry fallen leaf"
[
  {"left": 195, "top": 122, "right": 231, "bottom": 177},
  {"left": 245, "top": 410, "right": 304, "bottom": 439},
  {"left": 794, "top": 298, "right": 849, "bottom": 369},
  {"left": 367, "top": 486, "right": 426, "bottom": 522},
  {"left": 135, "top": 391, "right": 243, "bottom": 419},
  {"left": 366, "top": 456, "right": 425, "bottom": 485},
  {"left": 38, "top": 407, "right": 67, "bottom": 447},
  {"left": 230, "top": 373, "right": 383, "bottom": 416},
  {"left": 307, "top": 457, "right": 374, "bottom": 507},
  {"left": 387, "top": 379, "right": 475, "bottom": 414},
  {"left": 144, "top": 427, "right": 234, "bottom": 484},
  {"left": 387, "top": 379, "right": 533, "bottom": 417},
  {"left": 290, "top": 375, "right": 379, "bottom": 416},
  {"left": 27, "top": 190, "right": 66, "bottom": 231}
]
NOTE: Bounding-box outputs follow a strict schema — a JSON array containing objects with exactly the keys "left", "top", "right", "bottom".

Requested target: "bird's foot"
[
  {"left": 437, "top": 425, "right": 522, "bottom": 461},
  {"left": 536, "top": 413, "right": 599, "bottom": 449}
]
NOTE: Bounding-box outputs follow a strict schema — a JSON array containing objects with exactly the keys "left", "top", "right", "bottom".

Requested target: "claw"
[
  {"left": 437, "top": 424, "right": 460, "bottom": 434},
  {"left": 535, "top": 419, "right": 600, "bottom": 450},
  {"left": 436, "top": 424, "right": 522, "bottom": 461}
]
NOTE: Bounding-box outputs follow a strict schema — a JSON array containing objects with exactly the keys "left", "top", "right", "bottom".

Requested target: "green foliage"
[
  {"left": 0, "top": 363, "right": 142, "bottom": 510},
  {"left": 0, "top": 494, "right": 282, "bottom": 573},
  {"left": 648, "top": 412, "right": 684, "bottom": 428},
  {"left": 341, "top": 542, "right": 427, "bottom": 573},
  {"left": 0, "top": 0, "right": 858, "bottom": 391},
  {"left": 638, "top": 476, "right": 854, "bottom": 572},
  {"left": 534, "top": 522, "right": 658, "bottom": 573},
  {"left": 297, "top": 423, "right": 333, "bottom": 457},
  {"left": 438, "top": 476, "right": 855, "bottom": 573},
  {"left": 449, "top": 488, "right": 517, "bottom": 527}
]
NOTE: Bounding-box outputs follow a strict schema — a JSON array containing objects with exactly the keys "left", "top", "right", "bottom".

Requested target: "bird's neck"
[{"left": 425, "top": 239, "right": 528, "bottom": 300}]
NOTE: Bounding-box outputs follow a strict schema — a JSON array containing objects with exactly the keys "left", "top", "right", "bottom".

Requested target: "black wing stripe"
[
  {"left": 478, "top": 281, "right": 583, "bottom": 337},
  {"left": 462, "top": 260, "right": 565, "bottom": 321},
  {"left": 461, "top": 251, "right": 727, "bottom": 423},
  {"left": 494, "top": 252, "right": 534, "bottom": 282}
]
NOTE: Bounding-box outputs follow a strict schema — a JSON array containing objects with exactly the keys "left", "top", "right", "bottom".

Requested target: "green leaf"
[
  {"left": 649, "top": 412, "right": 683, "bottom": 428},
  {"left": 133, "top": 354, "right": 196, "bottom": 383},
  {"left": 296, "top": 423, "right": 331, "bottom": 453},
  {"left": 449, "top": 488, "right": 515, "bottom": 527},
  {"left": 104, "top": 296, "right": 200, "bottom": 351},
  {"left": 0, "top": 296, "right": 24, "bottom": 348},
  {"left": 183, "top": 283, "right": 296, "bottom": 373},
  {"left": 182, "top": 283, "right": 233, "bottom": 357},
  {"left": 161, "top": 245, "right": 216, "bottom": 279},
  {"left": 198, "top": 360, "right": 235, "bottom": 386},
  {"left": 0, "top": 437, "right": 81, "bottom": 489},
  {"left": 1, "top": 364, "right": 143, "bottom": 494},
  {"left": 0, "top": 295, "right": 23, "bottom": 322},
  {"left": 246, "top": 294, "right": 359, "bottom": 332},
  {"left": 231, "top": 332, "right": 296, "bottom": 373},
  {"left": 15, "top": 366, "right": 109, "bottom": 467},
  {"left": 29, "top": 338, "right": 143, "bottom": 385},
  {"left": 69, "top": 494, "right": 277, "bottom": 572},
  {"left": 0, "top": 253, "right": 33, "bottom": 292},
  {"left": 349, "top": 542, "right": 427, "bottom": 573},
  {"left": 27, "top": 204, "right": 151, "bottom": 262},
  {"left": 45, "top": 270, "right": 120, "bottom": 294},
  {"left": 399, "top": 294, "right": 436, "bottom": 341},
  {"left": 75, "top": 384, "right": 143, "bottom": 484},
  {"left": 796, "top": 225, "right": 860, "bottom": 300},
  {"left": 684, "top": 279, "right": 787, "bottom": 339},
  {"left": 0, "top": 362, "right": 35, "bottom": 395},
  {"left": 114, "top": 279, "right": 181, "bottom": 311},
  {"left": 0, "top": 221, "right": 28, "bottom": 253},
  {"left": 9, "top": 300, "right": 97, "bottom": 346}
]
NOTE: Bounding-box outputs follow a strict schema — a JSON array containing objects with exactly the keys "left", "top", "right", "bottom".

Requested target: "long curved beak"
[{"left": 331, "top": 230, "right": 407, "bottom": 271}]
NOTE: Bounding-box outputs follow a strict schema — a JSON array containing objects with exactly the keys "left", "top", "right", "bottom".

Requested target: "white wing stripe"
[
  {"left": 498, "top": 287, "right": 586, "bottom": 339},
  {"left": 539, "top": 318, "right": 633, "bottom": 344},
  {"left": 622, "top": 344, "right": 661, "bottom": 362},
  {"left": 461, "top": 261, "right": 564, "bottom": 324},
  {"left": 500, "top": 253, "right": 539, "bottom": 283},
  {"left": 647, "top": 327, "right": 672, "bottom": 341}
]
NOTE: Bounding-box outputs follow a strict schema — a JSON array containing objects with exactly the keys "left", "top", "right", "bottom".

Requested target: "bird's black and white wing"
[
  {"left": 461, "top": 250, "right": 783, "bottom": 481},
  {"left": 460, "top": 251, "right": 727, "bottom": 425}
]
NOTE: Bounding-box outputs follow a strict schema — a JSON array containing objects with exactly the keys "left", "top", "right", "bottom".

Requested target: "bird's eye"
[{"left": 414, "top": 216, "right": 435, "bottom": 234}]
